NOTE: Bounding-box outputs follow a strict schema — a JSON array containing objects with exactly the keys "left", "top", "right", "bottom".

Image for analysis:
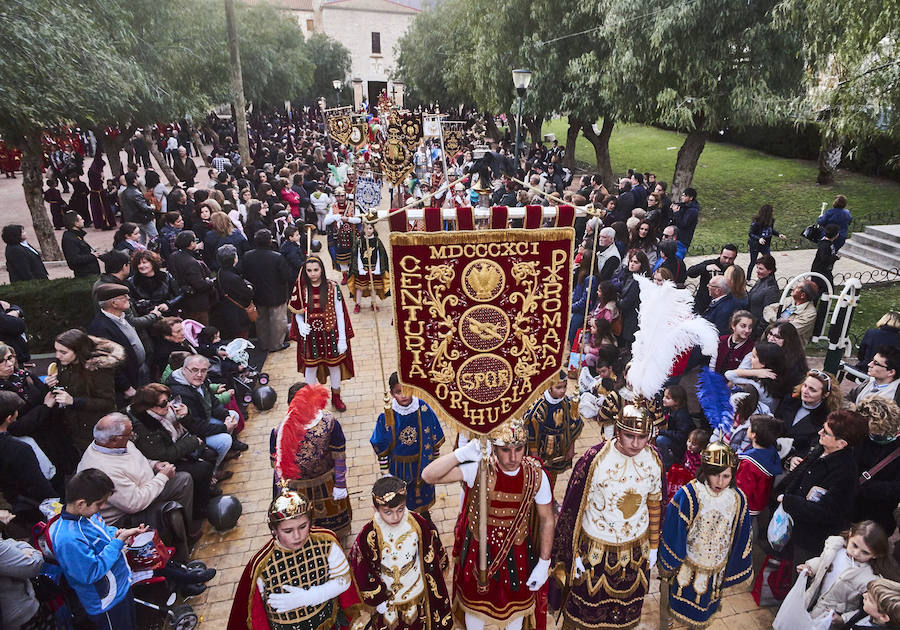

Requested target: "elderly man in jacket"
[
  {"left": 764, "top": 279, "right": 818, "bottom": 346},
  {"left": 76, "top": 412, "right": 198, "bottom": 562}
]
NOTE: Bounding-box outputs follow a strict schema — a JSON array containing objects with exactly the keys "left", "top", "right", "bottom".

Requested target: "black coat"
[
  {"left": 214, "top": 268, "right": 254, "bottom": 338},
  {"left": 5, "top": 243, "right": 48, "bottom": 282},
  {"left": 747, "top": 274, "right": 780, "bottom": 332},
  {"left": 853, "top": 437, "right": 900, "bottom": 535},
  {"left": 0, "top": 433, "right": 56, "bottom": 515},
  {"left": 279, "top": 240, "right": 305, "bottom": 281},
  {"left": 167, "top": 249, "right": 216, "bottom": 313},
  {"left": 129, "top": 408, "right": 203, "bottom": 464},
  {"left": 241, "top": 247, "right": 293, "bottom": 307},
  {"left": 659, "top": 407, "right": 694, "bottom": 461},
  {"left": 87, "top": 312, "right": 148, "bottom": 394},
  {"left": 165, "top": 373, "right": 231, "bottom": 436},
  {"left": 618, "top": 272, "right": 641, "bottom": 347},
  {"left": 127, "top": 271, "right": 180, "bottom": 309},
  {"left": 612, "top": 191, "right": 635, "bottom": 223},
  {"left": 61, "top": 229, "right": 100, "bottom": 277},
  {"left": 118, "top": 184, "right": 155, "bottom": 224},
  {"left": 775, "top": 395, "right": 830, "bottom": 460},
  {"left": 0, "top": 309, "right": 29, "bottom": 362},
  {"left": 775, "top": 446, "right": 858, "bottom": 559}
]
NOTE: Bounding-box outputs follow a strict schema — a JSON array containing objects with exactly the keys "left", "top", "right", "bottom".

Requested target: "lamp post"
[
  {"left": 512, "top": 68, "right": 532, "bottom": 167},
  {"left": 333, "top": 80, "right": 342, "bottom": 106}
]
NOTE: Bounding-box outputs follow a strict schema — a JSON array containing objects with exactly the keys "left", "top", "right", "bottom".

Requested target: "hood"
[
  {"left": 169, "top": 368, "right": 191, "bottom": 387},
  {"left": 740, "top": 446, "right": 783, "bottom": 476},
  {"left": 84, "top": 336, "right": 126, "bottom": 370}
]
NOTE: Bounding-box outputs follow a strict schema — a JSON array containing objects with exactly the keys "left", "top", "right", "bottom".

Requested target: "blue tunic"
[
  {"left": 370, "top": 398, "right": 445, "bottom": 513},
  {"left": 659, "top": 480, "right": 753, "bottom": 628}
]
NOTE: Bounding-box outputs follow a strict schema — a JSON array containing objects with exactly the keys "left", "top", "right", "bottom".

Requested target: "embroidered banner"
[{"left": 390, "top": 228, "right": 574, "bottom": 436}]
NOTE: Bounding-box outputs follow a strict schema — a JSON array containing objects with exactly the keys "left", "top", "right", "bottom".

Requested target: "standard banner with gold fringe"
[{"left": 389, "top": 227, "right": 574, "bottom": 436}]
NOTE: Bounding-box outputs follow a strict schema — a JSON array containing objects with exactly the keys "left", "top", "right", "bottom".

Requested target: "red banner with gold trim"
[{"left": 390, "top": 228, "right": 574, "bottom": 436}]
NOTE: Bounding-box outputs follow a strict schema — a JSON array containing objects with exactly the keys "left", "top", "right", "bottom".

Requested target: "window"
[
  {"left": 306, "top": 19, "right": 314, "bottom": 31},
  {"left": 371, "top": 32, "right": 381, "bottom": 54}
]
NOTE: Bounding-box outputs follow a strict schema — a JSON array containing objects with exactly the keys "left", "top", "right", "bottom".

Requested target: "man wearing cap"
[
  {"left": 88, "top": 283, "right": 151, "bottom": 401},
  {"left": 658, "top": 441, "right": 752, "bottom": 628},
  {"left": 549, "top": 402, "right": 663, "bottom": 630},
  {"left": 763, "top": 279, "right": 818, "bottom": 346},
  {"left": 227, "top": 490, "right": 362, "bottom": 630},
  {"left": 348, "top": 475, "right": 453, "bottom": 630},
  {"left": 421, "top": 419, "right": 555, "bottom": 630}
]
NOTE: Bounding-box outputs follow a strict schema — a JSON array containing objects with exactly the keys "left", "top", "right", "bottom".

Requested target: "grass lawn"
[{"left": 542, "top": 118, "right": 900, "bottom": 253}]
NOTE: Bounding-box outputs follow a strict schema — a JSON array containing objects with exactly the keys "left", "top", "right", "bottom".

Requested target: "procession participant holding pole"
[
  {"left": 657, "top": 442, "right": 753, "bottom": 629},
  {"left": 347, "top": 475, "right": 453, "bottom": 630},
  {"left": 421, "top": 419, "right": 555, "bottom": 630}
]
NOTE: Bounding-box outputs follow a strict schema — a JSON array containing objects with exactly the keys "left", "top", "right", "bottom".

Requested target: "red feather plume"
[{"left": 275, "top": 383, "right": 331, "bottom": 481}]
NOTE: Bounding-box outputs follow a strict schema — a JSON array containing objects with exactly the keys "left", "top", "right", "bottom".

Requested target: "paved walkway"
[{"left": 186, "top": 262, "right": 776, "bottom": 629}]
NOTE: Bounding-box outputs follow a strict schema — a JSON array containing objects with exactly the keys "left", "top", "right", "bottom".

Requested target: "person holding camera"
[
  {"left": 118, "top": 171, "right": 158, "bottom": 244},
  {"left": 127, "top": 250, "right": 180, "bottom": 315}
]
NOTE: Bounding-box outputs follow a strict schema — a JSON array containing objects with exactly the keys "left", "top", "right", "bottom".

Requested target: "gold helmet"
[
  {"left": 701, "top": 441, "right": 737, "bottom": 470},
  {"left": 372, "top": 475, "right": 407, "bottom": 508},
  {"left": 616, "top": 396, "right": 656, "bottom": 436},
  {"left": 491, "top": 417, "right": 528, "bottom": 446},
  {"left": 267, "top": 489, "right": 310, "bottom": 528}
]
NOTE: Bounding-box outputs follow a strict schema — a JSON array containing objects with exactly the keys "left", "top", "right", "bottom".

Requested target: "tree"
[
  {"left": 602, "top": 0, "right": 804, "bottom": 198},
  {"left": 0, "top": 0, "right": 141, "bottom": 259},
  {"left": 300, "top": 33, "right": 351, "bottom": 104},
  {"left": 777, "top": 0, "right": 899, "bottom": 184}
]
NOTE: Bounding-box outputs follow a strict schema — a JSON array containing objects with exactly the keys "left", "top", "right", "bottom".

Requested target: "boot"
[
  {"left": 341, "top": 271, "right": 349, "bottom": 285},
  {"left": 332, "top": 388, "right": 346, "bottom": 412}
]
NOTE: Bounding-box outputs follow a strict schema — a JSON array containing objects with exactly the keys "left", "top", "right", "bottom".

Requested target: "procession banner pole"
[
  {"left": 511, "top": 176, "right": 569, "bottom": 206},
  {"left": 364, "top": 223, "right": 390, "bottom": 407},
  {"left": 659, "top": 576, "right": 671, "bottom": 629},
  {"left": 575, "top": 220, "right": 601, "bottom": 392},
  {"left": 478, "top": 435, "right": 489, "bottom": 586},
  {"left": 437, "top": 119, "right": 451, "bottom": 208}
]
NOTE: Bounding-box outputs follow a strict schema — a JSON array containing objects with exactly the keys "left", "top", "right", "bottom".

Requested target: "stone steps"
[{"left": 840, "top": 224, "right": 900, "bottom": 271}]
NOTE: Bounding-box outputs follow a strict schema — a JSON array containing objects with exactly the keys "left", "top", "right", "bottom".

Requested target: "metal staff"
[
  {"left": 659, "top": 575, "right": 671, "bottom": 629},
  {"left": 478, "top": 435, "right": 489, "bottom": 586}
]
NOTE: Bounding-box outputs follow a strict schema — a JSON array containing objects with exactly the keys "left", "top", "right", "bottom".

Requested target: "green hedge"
[{"left": 1, "top": 276, "right": 96, "bottom": 353}]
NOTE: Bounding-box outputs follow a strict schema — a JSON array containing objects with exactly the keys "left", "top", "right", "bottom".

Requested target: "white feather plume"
[{"left": 628, "top": 276, "right": 720, "bottom": 398}]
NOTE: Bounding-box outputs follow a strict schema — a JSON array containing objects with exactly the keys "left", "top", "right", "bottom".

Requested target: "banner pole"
[
  {"left": 575, "top": 221, "right": 601, "bottom": 396},
  {"left": 437, "top": 119, "right": 451, "bottom": 208},
  {"left": 366, "top": 234, "right": 389, "bottom": 407},
  {"left": 478, "top": 435, "right": 488, "bottom": 586}
]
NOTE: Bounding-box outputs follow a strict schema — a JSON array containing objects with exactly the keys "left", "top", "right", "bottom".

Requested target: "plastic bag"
[
  {"left": 773, "top": 574, "right": 833, "bottom": 630},
  {"left": 768, "top": 504, "right": 793, "bottom": 552}
]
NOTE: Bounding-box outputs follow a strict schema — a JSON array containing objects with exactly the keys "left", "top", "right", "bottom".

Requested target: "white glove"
[
  {"left": 573, "top": 556, "right": 586, "bottom": 580},
  {"left": 454, "top": 439, "right": 484, "bottom": 464},
  {"left": 332, "top": 486, "right": 348, "bottom": 500},
  {"left": 268, "top": 584, "right": 316, "bottom": 612},
  {"left": 647, "top": 549, "right": 658, "bottom": 570},
  {"left": 337, "top": 339, "right": 348, "bottom": 355},
  {"left": 376, "top": 601, "right": 389, "bottom": 615},
  {"left": 526, "top": 557, "right": 551, "bottom": 591},
  {"left": 296, "top": 318, "right": 311, "bottom": 338}
]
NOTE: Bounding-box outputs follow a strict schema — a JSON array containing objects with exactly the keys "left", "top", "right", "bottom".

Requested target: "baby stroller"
[{"left": 32, "top": 516, "right": 204, "bottom": 630}]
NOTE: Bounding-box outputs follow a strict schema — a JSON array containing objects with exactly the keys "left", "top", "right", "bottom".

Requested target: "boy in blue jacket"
[{"left": 50, "top": 468, "right": 147, "bottom": 630}]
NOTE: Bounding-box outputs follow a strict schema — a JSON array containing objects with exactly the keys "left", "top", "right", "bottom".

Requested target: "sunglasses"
[{"left": 808, "top": 369, "right": 832, "bottom": 393}]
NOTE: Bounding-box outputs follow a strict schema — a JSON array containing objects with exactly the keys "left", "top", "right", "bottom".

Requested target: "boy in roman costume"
[
  {"left": 323, "top": 187, "right": 360, "bottom": 284},
  {"left": 524, "top": 370, "right": 583, "bottom": 489},
  {"left": 421, "top": 418, "right": 556, "bottom": 630},
  {"left": 658, "top": 442, "right": 753, "bottom": 628},
  {"left": 348, "top": 476, "right": 453, "bottom": 630},
  {"left": 227, "top": 490, "right": 363, "bottom": 630},
  {"left": 370, "top": 373, "right": 444, "bottom": 517}
]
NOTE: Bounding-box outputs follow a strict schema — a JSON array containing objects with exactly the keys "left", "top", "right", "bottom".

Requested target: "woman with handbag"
[
  {"left": 852, "top": 397, "right": 900, "bottom": 536},
  {"left": 214, "top": 244, "right": 255, "bottom": 340},
  {"left": 772, "top": 409, "right": 868, "bottom": 563}
]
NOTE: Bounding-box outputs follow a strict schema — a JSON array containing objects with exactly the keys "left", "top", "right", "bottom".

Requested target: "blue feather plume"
[{"left": 696, "top": 366, "right": 734, "bottom": 435}]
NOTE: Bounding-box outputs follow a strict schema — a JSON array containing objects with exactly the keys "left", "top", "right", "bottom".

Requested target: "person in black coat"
[
  {"left": 0, "top": 391, "right": 56, "bottom": 535},
  {"left": 851, "top": 397, "right": 900, "bottom": 536},
  {"left": 776, "top": 370, "right": 841, "bottom": 463},
  {"left": 855, "top": 312, "right": 900, "bottom": 370},
  {"left": 167, "top": 231, "right": 216, "bottom": 325},
  {"left": 811, "top": 223, "right": 841, "bottom": 297},
  {"left": 279, "top": 225, "right": 306, "bottom": 281},
  {"left": 214, "top": 245, "right": 254, "bottom": 339},
  {"left": 612, "top": 178, "right": 635, "bottom": 223},
  {"left": 687, "top": 245, "right": 738, "bottom": 314},
  {"left": 61, "top": 212, "right": 100, "bottom": 277},
  {"left": 126, "top": 250, "right": 180, "bottom": 313},
  {"left": 87, "top": 283, "right": 151, "bottom": 400},
  {"left": 657, "top": 384, "right": 694, "bottom": 470},
  {"left": 746, "top": 254, "right": 780, "bottom": 337},
  {"left": 0, "top": 302, "right": 30, "bottom": 362},
  {"left": 240, "top": 229, "right": 293, "bottom": 352},
  {"left": 773, "top": 409, "right": 868, "bottom": 562},
  {"left": 2, "top": 224, "right": 48, "bottom": 283},
  {"left": 702, "top": 276, "right": 742, "bottom": 336}
]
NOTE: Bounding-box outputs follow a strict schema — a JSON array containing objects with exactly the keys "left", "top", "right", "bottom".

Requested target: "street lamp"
[
  {"left": 512, "top": 69, "right": 532, "bottom": 166},
  {"left": 333, "top": 80, "right": 342, "bottom": 106}
]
